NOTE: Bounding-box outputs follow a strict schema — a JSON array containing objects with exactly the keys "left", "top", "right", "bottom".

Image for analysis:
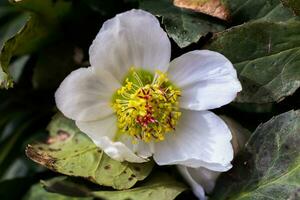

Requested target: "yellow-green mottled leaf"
[
  {"left": 92, "top": 173, "right": 187, "bottom": 200},
  {"left": 26, "top": 114, "right": 154, "bottom": 190},
  {"left": 212, "top": 110, "right": 300, "bottom": 200}
]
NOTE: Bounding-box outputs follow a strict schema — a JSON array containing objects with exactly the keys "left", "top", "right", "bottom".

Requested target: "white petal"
[
  {"left": 76, "top": 115, "right": 117, "bottom": 140},
  {"left": 76, "top": 116, "right": 149, "bottom": 163},
  {"left": 177, "top": 166, "right": 206, "bottom": 200},
  {"left": 89, "top": 9, "right": 171, "bottom": 81},
  {"left": 179, "top": 165, "right": 220, "bottom": 194},
  {"left": 119, "top": 135, "right": 153, "bottom": 159},
  {"left": 55, "top": 67, "right": 120, "bottom": 121},
  {"left": 153, "top": 110, "right": 233, "bottom": 171},
  {"left": 168, "top": 50, "right": 242, "bottom": 111}
]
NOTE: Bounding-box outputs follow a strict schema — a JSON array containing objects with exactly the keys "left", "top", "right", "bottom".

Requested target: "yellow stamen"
[{"left": 112, "top": 68, "right": 181, "bottom": 143}]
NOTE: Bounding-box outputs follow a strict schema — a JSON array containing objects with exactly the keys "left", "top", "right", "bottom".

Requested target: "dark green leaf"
[
  {"left": 23, "top": 183, "right": 93, "bottom": 200},
  {"left": 140, "top": 0, "right": 225, "bottom": 48},
  {"left": 222, "top": 0, "right": 296, "bottom": 24},
  {"left": 0, "top": 3, "right": 28, "bottom": 89},
  {"left": 9, "top": 0, "right": 71, "bottom": 21},
  {"left": 0, "top": 84, "right": 56, "bottom": 179},
  {"left": 8, "top": 55, "right": 29, "bottom": 82},
  {"left": 0, "top": 11, "right": 28, "bottom": 49},
  {"left": 0, "top": 0, "right": 71, "bottom": 89},
  {"left": 41, "top": 176, "right": 92, "bottom": 197},
  {"left": 0, "top": 16, "right": 49, "bottom": 88},
  {"left": 212, "top": 110, "right": 300, "bottom": 200},
  {"left": 0, "top": 112, "right": 39, "bottom": 179},
  {"left": 207, "top": 20, "right": 300, "bottom": 103},
  {"left": 26, "top": 114, "right": 154, "bottom": 190}
]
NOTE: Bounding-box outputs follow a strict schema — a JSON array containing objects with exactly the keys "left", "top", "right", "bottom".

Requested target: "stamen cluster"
[{"left": 113, "top": 68, "right": 181, "bottom": 143}]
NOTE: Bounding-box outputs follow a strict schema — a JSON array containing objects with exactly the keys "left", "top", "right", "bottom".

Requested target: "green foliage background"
[{"left": 0, "top": 0, "right": 299, "bottom": 199}]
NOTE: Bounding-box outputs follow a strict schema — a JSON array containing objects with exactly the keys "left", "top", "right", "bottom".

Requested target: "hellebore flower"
[{"left": 55, "top": 10, "right": 242, "bottom": 172}]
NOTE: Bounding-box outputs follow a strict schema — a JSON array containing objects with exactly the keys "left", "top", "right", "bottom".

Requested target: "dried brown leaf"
[{"left": 173, "top": 0, "right": 230, "bottom": 20}]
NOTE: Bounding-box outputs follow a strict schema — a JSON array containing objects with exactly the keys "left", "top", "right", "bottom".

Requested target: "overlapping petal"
[
  {"left": 118, "top": 135, "right": 153, "bottom": 159},
  {"left": 76, "top": 116, "right": 148, "bottom": 163},
  {"left": 89, "top": 9, "right": 171, "bottom": 81},
  {"left": 55, "top": 67, "right": 120, "bottom": 121},
  {"left": 153, "top": 110, "right": 233, "bottom": 171},
  {"left": 168, "top": 50, "right": 242, "bottom": 111},
  {"left": 177, "top": 166, "right": 206, "bottom": 200},
  {"left": 178, "top": 165, "right": 221, "bottom": 200},
  {"left": 76, "top": 115, "right": 117, "bottom": 140}
]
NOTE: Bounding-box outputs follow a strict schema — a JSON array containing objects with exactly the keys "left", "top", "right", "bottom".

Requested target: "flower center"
[{"left": 112, "top": 68, "right": 181, "bottom": 143}]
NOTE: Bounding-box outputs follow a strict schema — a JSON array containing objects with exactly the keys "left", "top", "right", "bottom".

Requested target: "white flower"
[{"left": 55, "top": 9, "right": 242, "bottom": 172}]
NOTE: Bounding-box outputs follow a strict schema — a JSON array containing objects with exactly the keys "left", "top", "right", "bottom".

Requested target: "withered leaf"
[{"left": 174, "top": 0, "right": 230, "bottom": 20}]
